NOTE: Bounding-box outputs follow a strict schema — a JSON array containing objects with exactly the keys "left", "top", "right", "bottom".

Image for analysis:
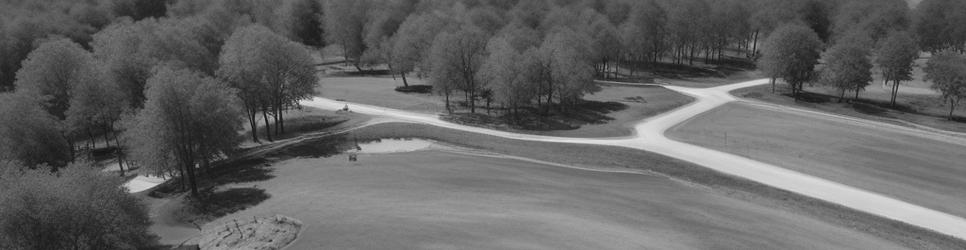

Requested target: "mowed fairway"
[
  {"left": 669, "top": 102, "right": 966, "bottom": 218},
  {"left": 195, "top": 149, "right": 904, "bottom": 249}
]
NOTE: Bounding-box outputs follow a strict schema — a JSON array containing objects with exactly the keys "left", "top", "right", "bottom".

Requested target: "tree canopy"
[
  {"left": 0, "top": 162, "right": 156, "bottom": 250},
  {"left": 13, "top": 38, "right": 100, "bottom": 120},
  {"left": 924, "top": 51, "right": 966, "bottom": 119},
  {"left": 759, "top": 23, "right": 823, "bottom": 96},
  {"left": 821, "top": 40, "right": 873, "bottom": 102},
  {"left": 876, "top": 31, "right": 920, "bottom": 106},
  {"left": 0, "top": 93, "right": 71, "bottom": 168},
  {"left": 125, "top": 67, "right": 244, "bottom": 196},
  {"left": 218, "top": 24, "right": 318, "bottom": 142}
]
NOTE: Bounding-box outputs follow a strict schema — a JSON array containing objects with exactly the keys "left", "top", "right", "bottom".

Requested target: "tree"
[
  {"left": 477, "top": 37, "right": 536, "bottom": 121},
  {"left": 799, "top": 0, "right": 832, "bottom": 42},
  {"left": 0, "top": 93, "right": 71, "bottom": 168},
  {"left": 0, "top": 163, "right": 157, "bottom": 250},
  {"left": 275, "top": 0, "right": 325, "bottom": 46},
  {"left": 876, "top": 31, "right": 919, "bottom": 107},
  {"left": 91, "top": 19, "right": 156, "bottom": 108},
  {"left": 218, "top": 25, "right": 319, "bottom": 142},
  {"left": 126, "top": 67, "right": 244, "bottom": 197},
  {"left": 820, "top": 41, "right": 873, "bottom": 102},
  {"left": 759, "top": 23, "right": 823, "bottom": 97},
  {"left": 360, "top": 0, "right": 416, "bottom": 78},
  {"left": 13, "top": 38, "right": 99, "bottom": 120},
  {"left": 831, "top": 0, "right": 910, "bottom": 44},
  {"left": 913, "top": 0, "right": 966, "bottom": 52},
  {"left": 148, "top": 18, "right": 219, "bottom": 74},
  {"left": 523, "top": 28, "right": 598, "bottom": 113},
  {"left": 666, "top": 0, "right": 709, "bottom": 65},
  {"left": 924, "top": 51, "right": 966, "bottom": 120},
  {"left": 620, "top": 0, "right": 667, "bottom": 65},
  {"left": 66, "top": 69, "right": 128, "bottom": 174},
  {"left": 391, "top": 12, "right": 448, "bottom": 84},
  {"left": 324, "top": 0, "right": 370, "bottom": 70},
  {"left": 427, "top": 26, "right": 488, "bottom": 113}
]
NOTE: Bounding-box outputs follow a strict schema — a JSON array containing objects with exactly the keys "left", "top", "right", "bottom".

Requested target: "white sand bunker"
[
  {"left": 356, "top": 138, "right": 433, "bottom": 154},
  {"left": 199, "top": 215, "right": 302, "bottom": 250}
]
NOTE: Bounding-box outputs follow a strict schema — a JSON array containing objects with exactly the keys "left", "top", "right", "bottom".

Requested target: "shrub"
[{"left": 0, "top": 162, "right": 157, "bottom": 250}]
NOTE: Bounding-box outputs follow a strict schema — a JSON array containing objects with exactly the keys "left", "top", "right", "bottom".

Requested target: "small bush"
[{"left": 394, "top": 85, "right": 433, "bottom": 94}]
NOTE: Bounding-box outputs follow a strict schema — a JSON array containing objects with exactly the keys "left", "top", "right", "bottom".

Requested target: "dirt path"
[{"left": 301, "top": 79, "right": 966, "bottom": 240}]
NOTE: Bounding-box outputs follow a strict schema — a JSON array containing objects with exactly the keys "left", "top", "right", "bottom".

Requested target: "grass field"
[
  {"left": 147, "top": 121, "right": 966, "bottom": 249},
  {"left": 668, "top": 102, "right": 966, "bottom": 219},
  {"left": 184, "top": 149, "right": 906, "bottom": 249}
]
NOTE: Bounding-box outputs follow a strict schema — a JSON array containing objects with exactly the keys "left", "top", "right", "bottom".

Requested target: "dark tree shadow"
[
  {"left": 267, "top": 134, "right": 353, "bottom": 158},
  {"left": 180, "top": 187, "right": 271, "bottom": 224}
]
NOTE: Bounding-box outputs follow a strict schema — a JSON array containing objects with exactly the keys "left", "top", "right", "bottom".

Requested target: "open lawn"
[
  {"left": 318, "top": 76, "right": 444, "bottom": 113},
  {"left": 668, "top": 102, "right": 966, "bottom": 219},
  {"left": 173, "top": 149, "right": 904, "bottom": 249}
]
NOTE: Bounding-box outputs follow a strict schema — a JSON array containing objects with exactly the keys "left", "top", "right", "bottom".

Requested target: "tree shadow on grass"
[
  {"left": 442, "top": 100, "right": 628, "bottom": 132},
  {"left": 266, "top": 134, "right": 353, "bottom": 158},
  {"left": 181, "top": 187, "right": 271, "bottom": 224}
]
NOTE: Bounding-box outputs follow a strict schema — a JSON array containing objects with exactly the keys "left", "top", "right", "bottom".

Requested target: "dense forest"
[{"left": 1, "top": 0, "right": 966, "bottom": 248}]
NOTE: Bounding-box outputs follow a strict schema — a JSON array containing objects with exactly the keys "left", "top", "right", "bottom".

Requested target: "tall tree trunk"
[
  {"left": 444, "top": 92, "right": 451, "bottom": 113},
  {"left": 184, "top": 159, "right": 199, "bottom": 197},
  {"left": 248, "top": 109, "right": 259, "bottom": 143},
  {"left": 401, "top": 72, "right": 409, "bottom": 87},
  {"left": 950, "top": 99, "right": 957, "bottom": 120},
  {"left": 771, "top": 77, "right": 776, "bottom": 93},
  {"left": 751, "top": 30, "right": 760, "bottom": 57},
  {"left": 854, "top": 88, "right": 860, "bottom": 101},
  {"left": 262, "top": 110, "right": 273, "bottom": 141},
  {"left": 891, "top": 79, "right": 900, "bottom": 107},
  {"left": 87, "top": 128, "right": 96, "bottom": 157},
  {"left": 178, "top": 164, "right": 187, "bottom": 191},
  {"left": 113, "top": 127, "right": 124, "bottom": 176}
]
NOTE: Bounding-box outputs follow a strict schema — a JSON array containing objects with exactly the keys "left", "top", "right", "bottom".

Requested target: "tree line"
[
  {"left": 0, "top": 0, "right": 319, "bottom": 199},
  {"left": 758, "top": 0, "right": 966, "bottom": 119}
]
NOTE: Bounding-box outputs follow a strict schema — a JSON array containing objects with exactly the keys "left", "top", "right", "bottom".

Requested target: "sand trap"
[
  {"left": 199, "top": 215, "right": 302, "bottom": 250},
  {"left": 124, "top": 175, "right": 167, "bottom": 193},
  {"left": 356, "top": 138, "right": 433, "bottom": 154}
]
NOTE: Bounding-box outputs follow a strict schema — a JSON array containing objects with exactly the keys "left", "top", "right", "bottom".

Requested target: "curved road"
[{"left": 301, "top": 79, "right": 966, "bottom": 240}]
